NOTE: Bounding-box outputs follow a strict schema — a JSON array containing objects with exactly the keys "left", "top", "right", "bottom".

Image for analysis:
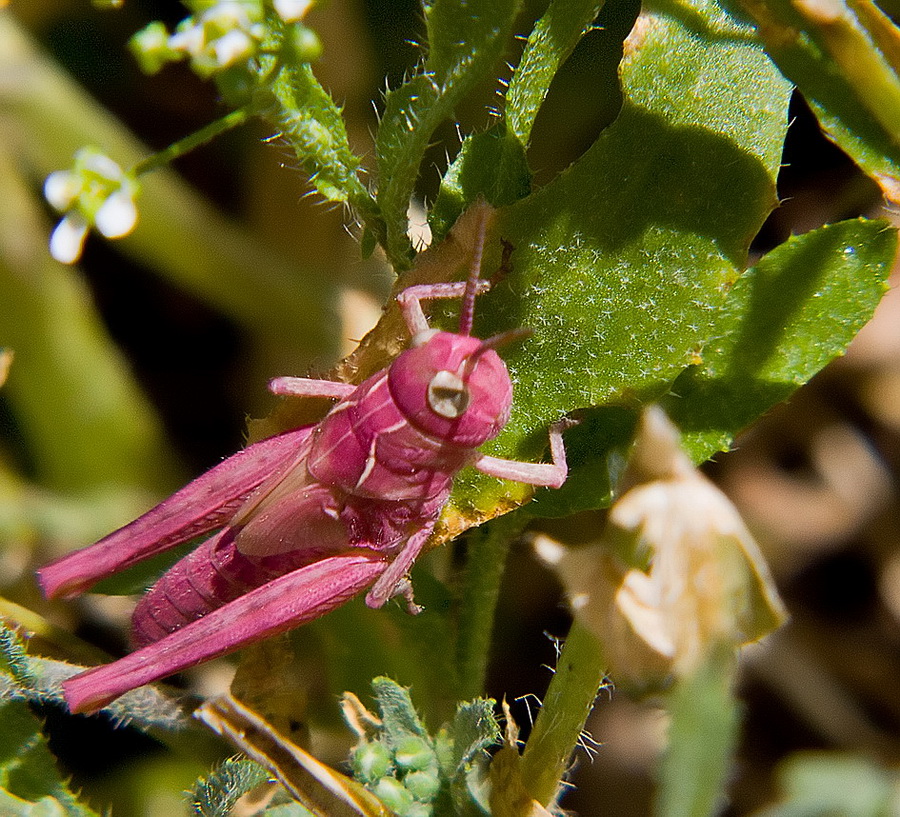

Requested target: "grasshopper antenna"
[{"left": 458, "top": 206, "right": 488, "bottom": 336}]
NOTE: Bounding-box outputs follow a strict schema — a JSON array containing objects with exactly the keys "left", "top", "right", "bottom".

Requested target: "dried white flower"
[{"left": 535, "top": 406, "right": 787, "bottom": 683}]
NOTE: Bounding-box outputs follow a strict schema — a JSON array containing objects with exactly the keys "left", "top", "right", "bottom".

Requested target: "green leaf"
[
  {"left": 443, "top": 0, "right": 792, "bottom": 519},
  {"left": 0, "top": 642, "right": 101, "bottom": 817},
  {"left": 725, "top": 0, "right": 900, "bottom": 200},
  {"left": 0, "top": 623, "right": 186, "bottom": 732},
  {"left": 662, "top": 218, "right": 896, "bottom": 458},
  {"left": 446, "top": 699, "right": 499, "bottom": 776},
  {"left": 429, "top": 122, "right": 531, "bottom": 244},
  {"left": 371, "top": 678, "right": 429, "bottom": 744},
  {"left": 654, "top": 647, "right": 740, "bottom": 817},
  {"left": 376, "top": 0, "right": 522, "bottom": 268},
  {"left": 506, "top": 0, "right": 606, "bottom": 147},
  {"left": 269, "top": 63, "right": 381, "bottom": 227},
  {"left": 191, "top": 757, "right": 271, "bottom": 817},
  {"left": 0, "top": 789, "right": 68, "bottom": 817},
  {"left": 0, "top": 703, "right": 98, "bottom": 817}
]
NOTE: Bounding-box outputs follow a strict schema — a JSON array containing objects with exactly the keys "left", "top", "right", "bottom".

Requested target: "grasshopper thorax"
[{"left": 388, "top": 330, "right": 512, "bottom": 447}]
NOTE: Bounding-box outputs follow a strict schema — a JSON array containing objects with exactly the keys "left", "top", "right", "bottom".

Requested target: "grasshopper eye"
[{"left": 427, "top": 370, "right": 470, "bottom": 418}]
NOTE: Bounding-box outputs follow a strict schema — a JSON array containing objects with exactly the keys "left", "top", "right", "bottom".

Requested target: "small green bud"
[
  {"left": 352, "top": 742, "right": 392, "bottom": 783},
  {"left": 432, "top": 730, "right": 454, "bottom": 773},
  {"left": 129, "top": 21, "right": 178, "bottom": 74},
  {"left": 404, "top": 769, "right": 441, "bottom": 802},
  {"left": 393, "top": 736, "right": 435, "bottom": 771},
  {"left": 373, "top": 777, "right": 415, "bottom": 815},
  {"left": 404, "top": 803, "right": 433, "bottom": 817},
  {"left": 285, "top": 24, "right": 323, "bottom": 63}
]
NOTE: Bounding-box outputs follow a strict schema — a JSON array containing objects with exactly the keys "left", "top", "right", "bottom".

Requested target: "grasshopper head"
[{"left": 388, "top": 330, "right": 513, "bottom": 447}]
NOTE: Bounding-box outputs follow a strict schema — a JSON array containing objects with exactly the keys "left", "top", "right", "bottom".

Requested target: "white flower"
[
  {"left": 44, "top": 150, "right": 139, "bottom": 263},
  {"left": 43, "top": 171, "right": 81, "bottom": 212},
  {"left": 94, "top": 190, "right": 138, "bottom": 239},
  {"left": 80, "top": 150, "right": 124, "bottom": 181},
  {"left": 274, "top": 0, "right": 313, "bottom": 23},
  {"left": 205, "top": 1, "right": 251, "bottom": 25},
  {"left": 49, "top": 214, "right": 90, "bottom": 265},
  {"left": 212, "top": 29, "right": 254, "bottom": 67},
  {"left": 169, "top": 23, "right": 205, "bottom": 56}
]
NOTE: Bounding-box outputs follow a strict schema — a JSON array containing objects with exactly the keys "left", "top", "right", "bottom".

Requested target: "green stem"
[
  {"left": 654, "top": 646, "right": 740, "bottom": 817},
  {"left": 132, "top": 106, "right": 252, "bottom": 177},
  {"left": 519, "top": 620, "right": 606, "bottom": 808},
  {"left": 456, "top": 514, "right": 527, "bottom": 701}
]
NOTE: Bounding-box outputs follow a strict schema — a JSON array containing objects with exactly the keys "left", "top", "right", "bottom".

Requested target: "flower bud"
[
  {"left": 404, "top": 769, "right": 441, "bottom": 801},
  {"left": 393, "top": 735, "right": 436, "bottom": 771},
  {"left": 352, "top": 742, "right": 392, "bottom": 783},
  {"left": 275, "top": 0, "right": 314, "bottom": 23},
  {"left": 49, "top": 215, "right": 89, "bottom": 265},
  {"left": 94, "top": 190, "right": 138, "bottom": 239},
  {"left": 129, "top": 22, "right": 177, "bottom": 74},
  {"left": 373, "top": 777, "right": 415, "bottom": 814}
]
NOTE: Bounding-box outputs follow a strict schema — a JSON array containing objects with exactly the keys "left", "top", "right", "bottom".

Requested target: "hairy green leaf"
[
  {"left": 444, "top": 0, "right": 793, "bottom": 520},
  {"left": 506, "top": 0, "right": 606, "bottom": 146},
  {"left": 430, "top": 122, "right": 531, "bottom": 243},
  {"left": 0, "top": 679, "right": 99, "bottom": 817},
  {"left": 446, "top": 699, "right": 499, "bottom": 776},
  {"left": 0, "top": 623, "right": 186, "bottom": 731},
  {"left": 371, "top": 678, "right": 429, "bottom": 744},
  {"left": 270, "top": 63, "right": 380, "bottom": 224},
  {"left": 376, "top": 0, "right": 522, "bottom": 267},
  {"left": 191, "top": 756, "right": 271, "bottom": 817}
]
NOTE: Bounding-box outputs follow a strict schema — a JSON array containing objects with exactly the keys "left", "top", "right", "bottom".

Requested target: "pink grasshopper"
[{"left": 38, "top": 219, "right": 572, "bottom": 714}]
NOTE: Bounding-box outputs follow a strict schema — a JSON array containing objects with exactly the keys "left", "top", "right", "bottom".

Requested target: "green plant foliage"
[
  {"left": 506, "top": 0, "right": 606, "bottom": 147},
  {"left": 0, "top": 624, "right": 185, "bottom": 731},
  {"left": 0, "top": 631, "right": 99, "bottom": 817},
  {"left": 662, "top": 218, "right": 896, "bottom": 458},
  {"left": 376, "top": 0, "right": 523, "bottom": 267},
  {"left": 191, "top": 756, "right": 271, "bottom": 817},
  {"left": 757, "top": 753, "right": 900, "bottom": 817},
  {"left": 269, "top": 63, "right": 379, "bottom": 223},
  {"left": 346, "top": 678, "right": 499, "bottom": 817},
  {"left": 446, "top": 0, "right": 797, "bottom": 517},
  {"left": 726, "top": 0, "right": 900, "bottom": 200},
  {"left": 7, "top": 0, "right": 900, "bottom": 812},
  {"left": 528, "top": 218, "right": 894, "bottom": 518},
  {"left": 429, "top": 122, "right": 531, "bottom": 243},
  {"left": 371, "top": 677, "right": 430, "bottom": 741}
]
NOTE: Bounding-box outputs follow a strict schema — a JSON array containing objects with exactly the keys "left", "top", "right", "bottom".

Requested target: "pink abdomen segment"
[{"left": 131, "top": 529, "right": 341, "bottom": 646}]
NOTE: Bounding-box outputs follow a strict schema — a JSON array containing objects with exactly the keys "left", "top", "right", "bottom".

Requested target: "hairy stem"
[{"left": 520, "top": 620, "right": 606, "bottom": 807}]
